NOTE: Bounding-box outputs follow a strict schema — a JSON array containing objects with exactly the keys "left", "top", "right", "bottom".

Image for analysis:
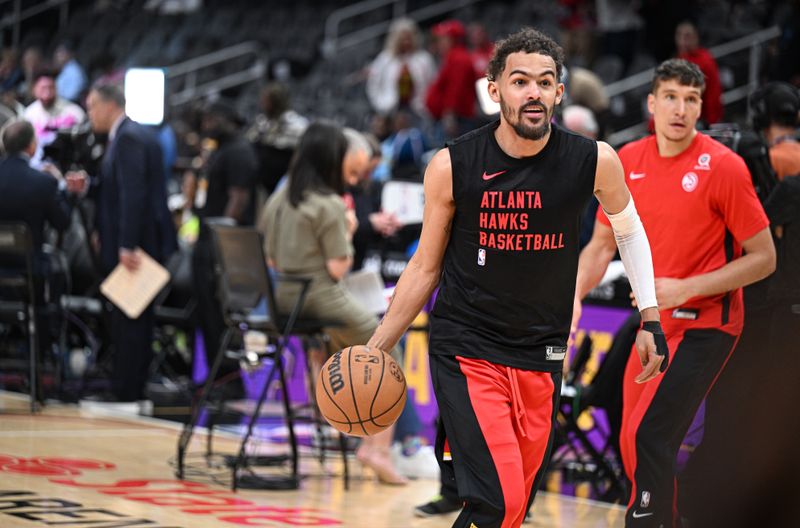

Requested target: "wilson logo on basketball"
[{"left": 327, "top": 351, "right": 345, "bottom": 394}]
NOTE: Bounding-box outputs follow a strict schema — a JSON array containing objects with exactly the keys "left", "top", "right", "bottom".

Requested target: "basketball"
[{"left": 315, "top": 345, "right": 407, "bottom": 437}]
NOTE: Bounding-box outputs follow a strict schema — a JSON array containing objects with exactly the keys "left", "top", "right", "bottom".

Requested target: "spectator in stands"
[
  {"left": 0, "top": 120, "right": 85, "bottom": 387},
  {"left": 467, "top": 22, "right": 494, "bottom": 77},
  {"left": 349, "top": 133, "right": 401, "bottom": 271},
  {"left": 86, "top": 83, "right": 175, "bottom": 402},
  {"left": 596, "top": 0, "right": 644, "bottom": 76},
  {"left": 641, "top": 0, "right": 690, "bottom": 63},
  {"left": 53, "top": 42, "right": 87, "bottom": 103},
  {"left": 771, "top": 0, "right": 800, "bottom": 86},
  {"left": 191, "top": 99, "right": 259, "bottom": 394},
  {"left": 558, "top": 0, "right": 596, "bottom": 68},
  {"left": 566, "top": 66, "right": 610, "bottom": 139},
  {"left": 366, "top": 18, "right": 436, "bottom": 119},
  {"left": 675, "top": 20, "right": 723, "bottom": 125},
  {"left": 198, "top": 100, "right": 258, "bottom": 226},
  {"left": 0, "top": 119, "right": 85, "bottom": 269},
  {"left": 90, "top": 52, "right": 124, "bottom": 88},
  {"left": 425, "top": 19, "right": 478, "bottom": 141},
  {"left": 562, "top": 105, "right": 601, "bottom": 249},
  {"left": 0, "top": 48, "right": 23, "bottom": 94},
  {"left": 260, "top": 122, "right": 408, "bottom": 485},
  {"left": 155, "top": 121, "right": 178, "bottom": 184},
  {"left": 756, "top": 82, "right": 800, "bottom": 179},
  {"left": 562, "top": 104, "right": 599, "bottom": 140},
  {"left": 19, "top": 47, "right": 44, "bottom": 104},
  {"left": 23, "top": 69, "right": 86, "bottom": 167},
  {"left": 245, "top": 82, "right": 308, "bottom": 196},
  {"left": 0, "top": 95, "right": 19, "bottom": 128},
  {"left": 381, "top": 109, "right": 429, "bottom": 182}
]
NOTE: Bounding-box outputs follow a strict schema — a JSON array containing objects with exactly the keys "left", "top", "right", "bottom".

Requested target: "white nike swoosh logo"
[
  {"left": 629, "top": 172, "right": 646, "bottom": 180},
  {"left": 632, "top": 511, "right": 654, "bottom": 518}
]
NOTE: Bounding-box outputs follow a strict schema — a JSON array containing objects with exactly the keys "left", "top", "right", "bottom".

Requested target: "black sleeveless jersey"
[{"left": 429, "top": 121, "right": 597, "bottom": 372}]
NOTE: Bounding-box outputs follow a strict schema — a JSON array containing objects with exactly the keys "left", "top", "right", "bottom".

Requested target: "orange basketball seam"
[
  {"left": 367, "top": 394, "right": 405, "bottom": 427},
  {"left": 367, "top": 348, "right": 386, "bottom": 425},
  {"left": 324, "top": 391, "right": 405, "bottom": 425},
  {"left": 346, "top": 345, "right": 368, "bottom": 436}
]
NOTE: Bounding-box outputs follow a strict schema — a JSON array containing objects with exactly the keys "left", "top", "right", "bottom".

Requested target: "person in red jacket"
[
  {"left": 425, "top": 19, "right": 479, "bottom": 140},
  {"left": 675, "top": 21, "right": 723, "bottom": 125}
]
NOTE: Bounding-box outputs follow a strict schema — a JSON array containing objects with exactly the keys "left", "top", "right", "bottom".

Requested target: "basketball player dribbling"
[{"left": 366, "top": 28, "right": 669, "bottom": 528}]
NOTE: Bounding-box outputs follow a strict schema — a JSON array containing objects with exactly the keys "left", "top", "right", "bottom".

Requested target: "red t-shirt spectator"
[{"left": 425, "top": 45, "right": 478, "bottom": 120}]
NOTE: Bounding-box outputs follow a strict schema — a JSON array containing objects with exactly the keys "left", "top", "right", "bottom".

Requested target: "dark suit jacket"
[
  {"left": 96, "top": 117, "right": 176, "bottom": 273},
  {"left": 0, "top": 154, "right": 71, "bottom": 268}
]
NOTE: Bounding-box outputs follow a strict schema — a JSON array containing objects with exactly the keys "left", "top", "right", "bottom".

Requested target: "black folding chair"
[
  {"left": 0, "top": 222, "right": 39, "bottom": 412},
  {"left": 176, "top": 225, "right": 348, "bottom": 490}
]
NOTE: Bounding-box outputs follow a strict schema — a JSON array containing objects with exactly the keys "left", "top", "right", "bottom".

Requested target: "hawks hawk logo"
[{"left": 682, "top": 172, "right": 699, "bottom": 192}]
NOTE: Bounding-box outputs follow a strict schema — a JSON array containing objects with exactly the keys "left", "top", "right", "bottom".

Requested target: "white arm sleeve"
[{"left": 604, "top": 197, "right": 658, "bottom": 310}]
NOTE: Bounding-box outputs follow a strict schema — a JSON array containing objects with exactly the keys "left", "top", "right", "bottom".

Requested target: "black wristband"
[
  {"left": 642, "top": 320, "right": 669, "bottom": 371},
  {"left": 642, "top": 321, "right": 664, "bottom": 335}
]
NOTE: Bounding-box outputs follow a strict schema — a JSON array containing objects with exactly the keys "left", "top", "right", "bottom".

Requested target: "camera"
[
  {"left": 42, "top": 121, "right": 105, "bottom": 175},
  {"left": 704, "top": 123, "right": 778, "bottom": 203}
]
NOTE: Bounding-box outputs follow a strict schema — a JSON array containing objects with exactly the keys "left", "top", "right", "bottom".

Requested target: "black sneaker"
[
  {"left": 413, "top": 495, "right": 462, "bottom": 517},
  {"left": 523, "top": 509, "right": 533, "bottom": 524}
]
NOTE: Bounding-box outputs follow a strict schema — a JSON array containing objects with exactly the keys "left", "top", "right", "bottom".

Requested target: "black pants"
[
  {"left": 111, "top": 305, "right": 154, "bottom": 401},
  {"left": 621, "top": 327, "right": 737, "bottom": 528},
  {"left": 431, "top": 354, "right": 560, "bottom": 528}
]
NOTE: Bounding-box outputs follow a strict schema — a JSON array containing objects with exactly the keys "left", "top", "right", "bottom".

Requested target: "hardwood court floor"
[{"left": 0, "top": 392, "right": 624, "bottom": 528}]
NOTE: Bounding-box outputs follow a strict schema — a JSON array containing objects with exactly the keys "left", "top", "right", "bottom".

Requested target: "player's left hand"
[
  {"left": 654, "top": 277, "right": 693, "bottom": 310},
  {"left": 629, "top": 278, "right": 695, "bottom": 310},
  {"left": 633, "top": 323, "right": 668, "bottom": 383}
]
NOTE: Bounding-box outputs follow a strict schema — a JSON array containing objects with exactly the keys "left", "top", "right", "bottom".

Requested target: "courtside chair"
[
  {"left": 0, "top": 222, "right": 40, "bottom": 413},
  {"left": 176, "top": 225, "right": 349, "bottom": 490}
]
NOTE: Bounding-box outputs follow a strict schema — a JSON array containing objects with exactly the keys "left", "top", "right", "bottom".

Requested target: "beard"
[{"left": 500, "top": 97, "right": 552, "bottom": 140}]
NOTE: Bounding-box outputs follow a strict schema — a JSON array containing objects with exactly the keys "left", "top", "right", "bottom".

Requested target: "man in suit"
[
  {"left": 0, "top": 120, "right": 75, "bottom": 265},
  {"left": 86, "top": 83, "right": 175, "bottom": 402},
  {"left": 0, "top": 119, "right": 85, "bottom": 385}
]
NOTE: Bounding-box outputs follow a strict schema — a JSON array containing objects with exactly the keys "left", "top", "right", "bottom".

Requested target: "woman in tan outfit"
[{"left": 260, "top": 121, "right": 407, "bottom": 485}]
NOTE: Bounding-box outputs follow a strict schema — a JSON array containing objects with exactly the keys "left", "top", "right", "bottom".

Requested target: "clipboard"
[{"left": 100, "top": 248, "right": 171, "bottom": 319}]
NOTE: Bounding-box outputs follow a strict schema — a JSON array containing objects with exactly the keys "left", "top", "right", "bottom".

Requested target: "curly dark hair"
[
  {"left": 486, "top": 28, "right": 564, "bottom": 82},
  {"left": 651, "top": 59, "right": 705, "bottom": 94}
]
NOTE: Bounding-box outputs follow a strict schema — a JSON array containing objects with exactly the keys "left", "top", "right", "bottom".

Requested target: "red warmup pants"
[
  {"left": 431, "top": 354, "right": 561, "bottom": 528},
  {"left": 619, "top": 325, "right": 738, "bottom": 528}
]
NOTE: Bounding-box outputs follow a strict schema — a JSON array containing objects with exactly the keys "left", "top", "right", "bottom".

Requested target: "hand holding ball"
[{"left": 315, "top": 346, "right": 406, "bottom": 437}]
